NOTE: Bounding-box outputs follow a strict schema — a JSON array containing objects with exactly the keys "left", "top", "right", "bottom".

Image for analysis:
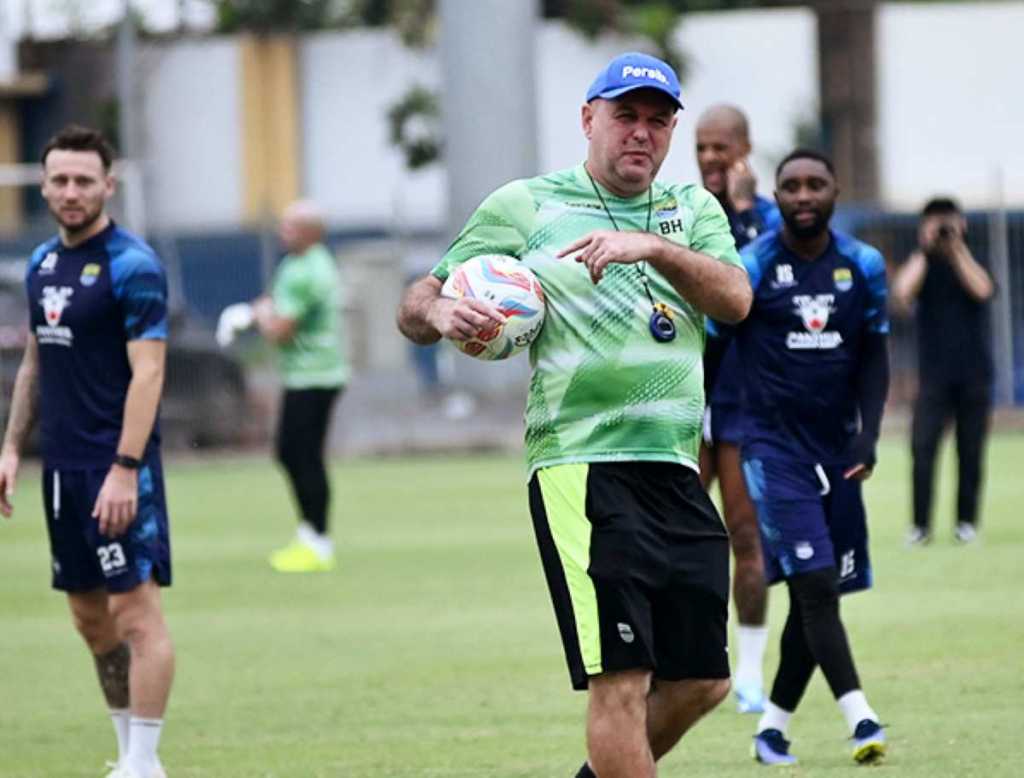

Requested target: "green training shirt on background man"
[
  {"left": 431, "top": 164, "right": 742, "bottom": 474},
  {"left": 271, "top": 243, "right": 348, "bottom": 388}
]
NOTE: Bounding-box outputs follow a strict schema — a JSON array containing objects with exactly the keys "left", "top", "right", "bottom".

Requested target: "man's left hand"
[
  {"left": 92, "top": 465, "right": 139, "bottom": 537},
  {"left": 843, "top": 432, "right": 877, "bottom": 481},
  {"left": 727, "top": 158, "right": 757, "bottom": 212},
  {"left": 557, "top": 230, "right": 660, "bottom": 284}
]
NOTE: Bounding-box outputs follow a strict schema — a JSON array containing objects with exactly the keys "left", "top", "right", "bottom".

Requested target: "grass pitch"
[{"left": 1, "top": 435, "right": 1023, "bottom": 777}]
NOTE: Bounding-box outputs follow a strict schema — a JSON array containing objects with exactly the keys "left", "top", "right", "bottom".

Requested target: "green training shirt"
[
  {"left": 432, "top": 164, "right": 742, "bottom": 475},
  {"left": 271, "top": 242, "right": 349, "bottom": 389}
]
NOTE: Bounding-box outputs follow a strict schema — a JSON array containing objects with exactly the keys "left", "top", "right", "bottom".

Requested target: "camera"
[{"left": 937, "top": 225, "right": 954, "bottom": 240}]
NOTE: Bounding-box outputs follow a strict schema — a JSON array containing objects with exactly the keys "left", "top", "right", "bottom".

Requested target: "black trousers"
[
  {"left": 275, "top": 386, "right": 341, "bottom": 535},
  {"left": 911, "top": 378, "right": 991, "bottom": 530}
]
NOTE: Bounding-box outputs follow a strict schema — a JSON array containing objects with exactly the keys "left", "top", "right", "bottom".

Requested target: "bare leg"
[
  {"left": 68, "top": 589, "right": 130, "bottom": 706},
  {"left": 587, "top": 670, "right": 655, "bottom": 778},
  {"left": 717, "top": 443, "right": 767, "bottom": 626},
  {"left": 698, "top": 439, "right": 716, "bottom": 491},
  {"left": 647, "top": 678, "right": 731, "bottom": 759},
  {"left": 109, "top": 580, "right": 175, "bottom": 718}
]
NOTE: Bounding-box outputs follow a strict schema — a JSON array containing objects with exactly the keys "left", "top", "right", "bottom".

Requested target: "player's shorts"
[
  {"left": 42, "top": 457, "right": 172, "bottom": 594},
  {"left": 527, "top": 461, "right": 730, "bottom": 691},
  {"left": 705, "top": 401, "right": 746, "bottom": 447},
  {"left": 741, "top": 456, "right": 871, "bottom": 594}
]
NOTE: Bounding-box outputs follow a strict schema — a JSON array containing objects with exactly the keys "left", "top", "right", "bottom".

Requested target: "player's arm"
[
  {"left": 252, "top": 295, "right": 298, "bottom": 345},
  {"left": 947, "top": 239, "right": 994, "bottom": 302},
  {"left": 93, "top": 339, "right": 166, "bottom": 537},
  {"left": 0, "top": 335, "right": 40, "bottom": 517},
  {"left": 397, "top": 274, "right": 505, "bottom": 345},
  {"left": 844, "top": 333, "right": 889, "bottom": 482},
  {"left": 890, "top": 250, "right": 928, "bottom": 315}
]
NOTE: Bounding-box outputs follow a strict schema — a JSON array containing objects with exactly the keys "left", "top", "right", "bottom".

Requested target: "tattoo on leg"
[{"left": 94, "top": 643, "right": 131, "bottom": 708}]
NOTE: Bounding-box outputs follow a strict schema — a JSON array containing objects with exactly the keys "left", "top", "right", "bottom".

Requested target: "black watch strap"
[{"left": 113, "top": 454, "right": 142, "bottom": 470}]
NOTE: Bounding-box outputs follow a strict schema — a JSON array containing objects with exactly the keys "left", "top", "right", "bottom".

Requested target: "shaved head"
[
  {"left": 695, "top": 104, "right": 755, "bottom": 199},
  {"left": 279, "top": 199, "right": 326, "bottom": 253},
  {"left": 696, "top": 104, "right": 750, "bottom": 144}
]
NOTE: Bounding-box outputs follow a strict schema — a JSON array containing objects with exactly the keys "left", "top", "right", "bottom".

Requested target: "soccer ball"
[{"left": 440, "top": 255, "right": 546, "bottom": 360}]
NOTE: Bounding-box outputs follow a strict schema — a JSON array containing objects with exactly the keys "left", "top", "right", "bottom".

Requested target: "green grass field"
[{"left": 2, "top": 435, "right": 1023, "bottom": 777}]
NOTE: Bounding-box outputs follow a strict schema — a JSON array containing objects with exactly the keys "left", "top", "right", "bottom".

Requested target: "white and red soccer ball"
[{"left": 440, "top": 255, "right": 546, "bottom": 360}]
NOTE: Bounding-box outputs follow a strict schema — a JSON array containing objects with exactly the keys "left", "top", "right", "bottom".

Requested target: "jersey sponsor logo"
[
  {"left": 833, "top": 267, "right": 853, "bottom": 292},
  {"left": 771, "top": 263, "right": 796, "bottom": 288},
  {"left": 617, "top": 622, "right": 635, "bottom": 643},
  {"left": 37, "top": 285, "right": 75, "bottom": 346},
  {"left": 787, "top": 293, "right": 843, "bottom": 350},
  {"left": 622, "top": 64, "right": 669, "bottom": 84},
  {"left": 80, "top": 263, "right": 102, "bottom": 287},
  {"left": 39, "top": 252, "right": 59, "bottom": 275}
]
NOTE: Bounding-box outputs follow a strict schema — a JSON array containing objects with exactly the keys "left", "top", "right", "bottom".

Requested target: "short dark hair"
[
  {"left": 41, "top": 125, "right": 116, "bottom": 171},
  {"left": 775, "top": 148, "right": 835, "bottom": 180},
  {"left": 921, "top": 196, "right": 962, "bottom": 218}
]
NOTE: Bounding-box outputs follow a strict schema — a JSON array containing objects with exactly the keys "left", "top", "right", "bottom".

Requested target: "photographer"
[{"left": 892, "top": 197, "right": 994, "bottom": 546}]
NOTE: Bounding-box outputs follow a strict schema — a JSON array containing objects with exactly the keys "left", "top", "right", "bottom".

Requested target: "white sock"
[
  {"left": 734, "top": 624, "right": 769, "bottom": 689},
  {"left": 297, "top": 522, "right": 334, "bottom": 559},
  {"left": 109, "top": 708, "right": 130, "bottom": 762},
  {"left": 837, "top": 690, "right": 878, "bottom": 734},
  {"left": 127, "top": 717, "right": 163, "bottom": 775},
  {"left": 757, "top": 701, "right": 793, "bottom": 736}
]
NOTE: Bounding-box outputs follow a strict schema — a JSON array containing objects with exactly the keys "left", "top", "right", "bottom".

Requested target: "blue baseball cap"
[{"left": 586, "top": 52, "right": 683, "bottom": 111}]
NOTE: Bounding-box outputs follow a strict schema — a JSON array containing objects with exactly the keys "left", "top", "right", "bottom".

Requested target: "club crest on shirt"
[
  {"left": 36, "top": 285, "right": 75, "bottom": 347},
  {"left": 654, "top": 195, "right": 678, "bottom": 219},
  {"left": 787, "top": 293, "right": 842, "bottom": 350},
  {"left": 80, "top": 263, "right": 102, "bottom": 287},
  {"left": 833, "top": 267, "right": 853, "bottom": 292}
]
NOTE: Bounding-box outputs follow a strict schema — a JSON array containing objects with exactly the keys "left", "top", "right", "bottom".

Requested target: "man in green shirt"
[
  {"left": 397, "top": 53, "right": 751, "bottom": 778},
  {"left": 254, "top": 200, "right": 348, "bottom": 573}
]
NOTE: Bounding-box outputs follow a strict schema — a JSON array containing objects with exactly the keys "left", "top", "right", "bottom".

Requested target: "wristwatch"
[{"left": 113, "top": 453, "right": 142, "bottom": 470}]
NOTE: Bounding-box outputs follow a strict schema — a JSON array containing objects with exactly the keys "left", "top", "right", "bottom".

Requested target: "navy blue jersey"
[
  {"left": 712, "top": 229, "right": 888, "bottom": 464},
  {"left": 26, "top": 223, "right": 168, "bottom": 467},
  {"left": 709, "top": 194, "right": 781, "bottom": 410}
]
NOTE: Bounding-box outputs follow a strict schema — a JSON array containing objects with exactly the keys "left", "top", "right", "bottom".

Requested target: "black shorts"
[{"left": 528, "top": 461, "right": 730, "bottom": 690}]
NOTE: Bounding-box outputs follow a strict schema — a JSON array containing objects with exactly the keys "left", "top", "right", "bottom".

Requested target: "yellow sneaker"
[{"left": 268, "top": 541, "right": 335, "bottom": 573}]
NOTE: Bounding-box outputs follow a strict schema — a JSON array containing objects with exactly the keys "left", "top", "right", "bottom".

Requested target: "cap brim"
[{"left": 592, "top": 83, "right": 683, "bottom": 111}]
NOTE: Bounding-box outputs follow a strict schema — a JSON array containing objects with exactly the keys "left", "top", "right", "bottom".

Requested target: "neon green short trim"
[{"left": 537, "top": 464, "right": 602, "bottom": 676}]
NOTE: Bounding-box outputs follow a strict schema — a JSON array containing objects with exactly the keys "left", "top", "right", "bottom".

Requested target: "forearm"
[
  {"left": 116, "top": 364, "right": 164, "bottom": 458},
  {"left": 1, "top": 360, "right": 39, "bottom": 456},
  {"left": 950, "top": 248, "right": 994, "bottom": 302},
  {"left": 397, "top": 276, "right": 444, "bottom": 345},
  {"left": 856, "top": 333, "right": 890, "bottom": 440},
  {"left": 892, "top": 252, "right": 927, "bottom": 313},
  {"left": 649, "top": 238, "right": 752, "bottom": 323}
]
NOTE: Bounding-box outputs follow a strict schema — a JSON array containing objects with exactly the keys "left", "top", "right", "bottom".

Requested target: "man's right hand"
[
  {"left": 0, "top": 449, "right": 20, "bottom": 518},
  {"left": 726, "top": 158, "right": 758, "bottom": 212},
  {"left": 427, "top": 296, "right": 506, "bottom": 342}
]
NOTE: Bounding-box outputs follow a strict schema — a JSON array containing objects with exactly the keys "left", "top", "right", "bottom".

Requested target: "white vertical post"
[
  {"left": 988, "top": 166, "right": 1014, "bottom": 406},
  {"left": 0, "top": 1, "right": 18, "bottom": 82}
]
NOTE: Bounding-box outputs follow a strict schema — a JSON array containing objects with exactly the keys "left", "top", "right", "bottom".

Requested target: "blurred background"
[{"left": 0, "top": 0, "right": 1021, "bottom": 456}]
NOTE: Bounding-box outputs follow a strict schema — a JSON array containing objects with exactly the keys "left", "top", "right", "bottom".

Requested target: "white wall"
[
  {"left": 878, "top": 1, "right": 1024, "bottom": 208},
  {"left": 140, "top": 39, "right": 244, "bottom": 230},
  {"left": 300, "top": 31, "right": 447, "bottom": 232},
  {"left": 137, "top": 4, "right": 1024, "bottom": 230}
]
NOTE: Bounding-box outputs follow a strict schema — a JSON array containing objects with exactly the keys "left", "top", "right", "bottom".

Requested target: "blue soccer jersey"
[
  {"left": 707, "top": 195, "right": 781, "bottom": 420},
  {"left": 717, "top": 229, "right": 888, "bottom": 465},
  {"left": 26, "top": 223, "right": 168, "bottom": 467}
]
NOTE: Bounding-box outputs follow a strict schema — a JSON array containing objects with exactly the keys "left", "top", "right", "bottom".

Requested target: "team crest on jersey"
[
  {"left": 39, "top": 252, "right": 59, "bottom": 275},
  {"left": 772, "top": 263, "right": 796, "bottom": 288},
  {"left": 833, "top": 267, "right": 853, "bottom": 292},
  {"left": 787, "top": 294, "right": 842, "bottom": 350},
  {"left": 36, "top": 286, "right": 75, "bottom": 347},
  {"left": 654, "top": 195, "right": 678, "bottom": 218},
  {"left": 80, "top": 263, "right": 101, "bottom": 287}
]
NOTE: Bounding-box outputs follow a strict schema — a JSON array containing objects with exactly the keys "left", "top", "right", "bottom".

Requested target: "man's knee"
[
  {"left": 588, "top": 670, "right": 651, "bottom": 719},
  {"left": 653, "top": 677, "right": 731, "bottom": 715},
  {"left": 108, "top": 582, "right": 168, "bottom": 647},
  {"left": 728, "top": 516, "right": 762, "bottom": 563},
  {"left": 68, "top": 591, "right": 118, "bottom": 654}
]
